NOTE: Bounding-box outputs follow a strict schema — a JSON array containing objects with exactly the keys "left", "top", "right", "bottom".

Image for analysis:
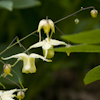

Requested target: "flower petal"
[
  {"left": 42, "top": 42, "right": 51, "bottom": 50},
  {"left": 29, "top": 41, "right": 45, "bottom": 49},
  {"left": 30, "top": 53, "right": 52, "bottom": 62},
  {"left": 3, "top": 89, "right": 17, "bottom": 95},
  {"left": 1, "top": 89, "right": 17, "bottom": 100},
  {"left": 50, "top": 39, "right": 67, "bottom": 46},
  {"left": 2, "top": 53, "right": 27, "bottom": 60},
  {"left": 22, "top": 58, "right": 36, "bottom": 73},
  {"left": 44, "top": 49, "right": 48, "bottom": 58},
  {"left": 37, "top": 19, "right": 46, "bottom": 32},
  {"left": 48, "top": 19, "right": 55, "bottom": 33}
]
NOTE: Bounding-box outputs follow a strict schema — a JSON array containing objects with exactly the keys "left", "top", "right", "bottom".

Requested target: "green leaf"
[
  {"left": 53, "top": 44, "right": 100, "bottom": 52},
  {"left": 4, "top": 0, "right": 41, "bottom": 9},
  {"left": 0, "top": 1, "right": 13, "bottom": 11},
  {"left": 62, "top": 29, "right": 100, "bottom": 44},
  {"left": 84, "top": 65, "right": 100, "bottom": 85}
]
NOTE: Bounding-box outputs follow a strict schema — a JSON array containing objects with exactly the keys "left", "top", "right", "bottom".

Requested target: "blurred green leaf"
[
  {"left": 53, "top": 44, "right": 100, "bottom": 52},
  {"left": 62, "top": 29, "right": 100, "bottom": 44},
  {"left": 5, "top": 0, "right": 41, "bottom": 9},
  {"left": 84, "top": 65, "right": 100, "bottom": 85},
  {"left": 0, "top": 1, "right": 13, "bottom": 11}
]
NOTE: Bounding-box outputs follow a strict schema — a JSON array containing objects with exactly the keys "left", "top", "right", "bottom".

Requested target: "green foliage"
[
  {"left": 0, "top": 1, "right": 13, "bottom": 11},
  {"left": 53, "top": 44, "right": 100, "bottom": 53},
  {"left": 61, "top": 29, "right": 100, "bottom": 44},
  {"left": 53, "top": 29, "right": 100, "bottom": 85},
  {"left": 9, "top": 0, "right": 41, "bottom": 9},
  {"left": 0, "top": 0, "right": 41, "bottom": 11},
  {"left": 84, "top": 65, "right": 100, "bottom": 85}
]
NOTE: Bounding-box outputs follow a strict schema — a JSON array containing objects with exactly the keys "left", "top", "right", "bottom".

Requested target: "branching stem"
[{"left": 54, "top": 6, "right": 94, "bottom": 24}]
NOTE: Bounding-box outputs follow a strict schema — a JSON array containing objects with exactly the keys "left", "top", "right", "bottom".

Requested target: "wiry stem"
[
  {"left": 54, "top": 6, "right": 94, "bottom": 24},
  {"left": 0, "top": 30, "right": 37, "bottom": 56},
  {"left": 5, "top": 77, "right": 22, "bottom": 89},
  {"left": 54, "top": 25, "right": 64, "bottom": 35},
  {"left": 0, "top": 59, "right": 5, "bottom": 64}
]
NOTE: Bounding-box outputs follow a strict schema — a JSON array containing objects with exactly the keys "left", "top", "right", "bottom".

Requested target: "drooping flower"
[
  {"left": 17, "top": 91, "right": 25, "bottom": 100},
  {"left": 2, "top": 53, "right": 51, "bottom": 74},
  {"left": 0, "top": 89, "right": 17, "bottom": 100},
  {"left": 37, "top": 19, "right": 55, "bottom": 41},
  {"left": 28, "top": 38, "right": 67, "bottom": 59}
]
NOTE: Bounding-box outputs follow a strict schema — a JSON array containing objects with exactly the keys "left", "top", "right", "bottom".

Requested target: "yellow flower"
[
  {"left": 28, "top": 38, "right": 67, "bottom": 59},
  {"left": 2, "top": 53, "right": 51, "bottom": 74},
  {"left": 37, "top": 19, "right": 55, "bottom": 41}
]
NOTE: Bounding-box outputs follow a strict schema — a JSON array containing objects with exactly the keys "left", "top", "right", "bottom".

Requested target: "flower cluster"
[
  {"left": 2, "top": 18, "right": 68, "bottom": 74},
  {"left": 0, "top": 7, "right": 98, "bottom": 100}
]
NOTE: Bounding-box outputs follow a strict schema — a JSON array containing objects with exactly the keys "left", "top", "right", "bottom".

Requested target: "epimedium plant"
[{"left": 0, "top": 4, "right": 99, "bottom": 100}]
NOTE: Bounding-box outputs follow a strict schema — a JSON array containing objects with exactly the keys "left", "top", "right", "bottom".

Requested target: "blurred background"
[{"left": 0, "top": 0, "right": 100, "bottom": 100}]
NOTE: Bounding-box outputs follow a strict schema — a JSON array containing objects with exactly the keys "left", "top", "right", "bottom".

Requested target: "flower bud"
[
  {"left": 38, "top": 19, "right": 55, "bottom": 35},
  {"left": 37, "top": 19, "right": 55, "bottom": 41},
  {"left": 74, "top": 18, "right": 79, "bottom": 24},
  {"left": 66, "top": 44, "right": 71, "bottom": 56},
  {"left": 90, "top": 9, "right": 98, "bottom": 18},
  {"left": 17, "top": 91, "right": 25, "bottom": 100},
  {"left": 3, "top": 64, "right": 11, "bottom": 75},
  {"left": 43, "top": 46, "right": 55, "bottom": 59}
]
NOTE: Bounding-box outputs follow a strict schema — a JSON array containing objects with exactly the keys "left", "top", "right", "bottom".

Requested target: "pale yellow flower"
[
  {"left": 0, "top": 89, "right": 17, "bottom": 100},
  {"left": 37, "top": 19, "right": 55, "bottom": 41},
  {"left": 28, "top": 38, "right": 67, "bottom": 59},
  {"left": 2, "top": 53, "right": 51, "bottom": 74}
]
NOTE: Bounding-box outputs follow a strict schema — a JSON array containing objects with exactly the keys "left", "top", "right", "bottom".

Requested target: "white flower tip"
[
  {"left": 66, "top": 52, "right": 71, "bottom": 56},
  {"left": 9, "top": 73, "right": 13, "bottom": 76},
  {"left": 43, "top": 59, "right": 52, "bottom": 62},
  {"left": 48, "top": 60, "right": 52, "bottom": 62}
]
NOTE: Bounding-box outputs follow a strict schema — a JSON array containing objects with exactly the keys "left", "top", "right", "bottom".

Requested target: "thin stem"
[
  {"left": 0, "top": 30, "right": 37, "bottom": 56},
  {"left": 5, "top": 77, "right": 22, "bottom": 89},
  {"left": 39, "top": 31, "right": 41, "bottom": 42},
  {"left": 54, "top": 6, "right": 94, "bottom": 24},
  {"left": 18, "top": 41, "right": 29, "bottom": 55},
  {"left": 24, "top": 48, "right": 30, "bottom": 54},
  {"left": 0, "top": 59, "right": 5, "bottom": 64},
  {"left": 50, "top": 31, "right": 53, "bottom": 39},
  {"left": 54, "top": 25, "right": 64, "bottom": 35},
  {"left": 11, "top": 68, "right": 24, "bottom": 89},
  {"left": 8, "top": 36, "right": 29, "bottom": 55},
  {"left": 7, "top": 36, "right": 18, "bottom": 48},
  {"left": 34, "top": 33, "right": 44, "bottom": 40},
  {"left": 11, "top": 59, "right": 20, "bottom": 67}
]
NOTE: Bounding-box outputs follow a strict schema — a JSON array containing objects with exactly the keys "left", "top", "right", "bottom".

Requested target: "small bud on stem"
[{"left": 90, "top": 9, "right": 98, "bottom": 18}]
